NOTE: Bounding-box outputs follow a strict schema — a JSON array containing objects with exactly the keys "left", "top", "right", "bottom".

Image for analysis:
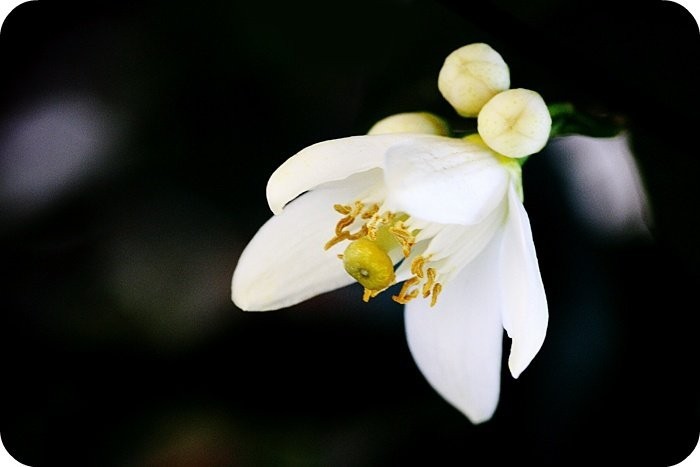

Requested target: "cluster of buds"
[{"left": 370, "top": 43, "right": 552, "bottom": 160}]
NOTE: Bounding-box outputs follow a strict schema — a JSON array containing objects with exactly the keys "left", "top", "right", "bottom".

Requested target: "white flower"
[{"left": 231, "top": 130, "right": 549, "bottom": 423}]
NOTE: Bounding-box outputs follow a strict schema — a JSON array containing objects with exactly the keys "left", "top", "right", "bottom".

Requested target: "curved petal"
[
  {"left": 404, "top": 236, "right": 504, "bottom": 423},
  {"left": 394, "top": 198, "right": 507, "bottom": 284},
  {"left": 383, "top": 137, "right": 509, "bottom": 225},
  {"left": 232, "top": 170, "right": 384, "bottom": 311},
  {"left": 267, "top": 133, "right": 422, "bottom": 215},
  {"left": 500, "top": 185, "right": 548, "bottom": 378}
]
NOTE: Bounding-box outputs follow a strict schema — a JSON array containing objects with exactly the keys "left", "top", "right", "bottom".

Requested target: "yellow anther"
[
  {"left": 334, "top": 204, "right": 352, "bottom": 215},
  {"left": 361, "top": 204, "right": 380, "bottom": 219},
  {"left": 410, "top": 256, "right": 427, "bottom": 278},
  {"left": 392, "top": 277, "right": 420, "bottom": 304},
  {"left": 335, "top": 215, "right": 355, "bottom": 236},
  {"left": 346, "top": 225, "right": 368, "bottom": 241},
  {"left": 325, "top": 201, "right": 369, "bottom": 250},
  {"left": 430, "top": 283, "right": 442, "bottom": 307},
  {"left": 324, "top": 233, "right": 347, "bottom": 250},
  {"left": 422, "top": 268, "right": 437, "bottom": 298},
  {"left": 342, "top": 238, "right": 395, "bottom": 292},
  {"left": 366, "top": 211, "right": 395, "bottom": 240},
  {"left": 396, "top": 261, "right": 444, "bottom": 306},
  {"left": 389, "top": 221, "right": 416, "bottom": 257}
]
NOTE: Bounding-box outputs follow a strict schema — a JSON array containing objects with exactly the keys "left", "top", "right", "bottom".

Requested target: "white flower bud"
[
  {"left": 367, "top": 112, "right": 449, "bottom": 136},
  {"left": 477, "top": 88, "right": 551, "bottom": 158},
  {"left": 438, "top": 43, "right": 510, "bottom": 118}
]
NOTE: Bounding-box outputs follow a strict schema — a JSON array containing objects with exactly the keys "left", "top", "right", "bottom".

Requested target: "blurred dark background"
[{"left": 1, "top": 0, "right": 698, "bottom": 465}]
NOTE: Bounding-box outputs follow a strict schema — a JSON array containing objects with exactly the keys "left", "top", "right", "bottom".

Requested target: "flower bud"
[
  {"left": 367, "top": 112, "right": 449, "bottom": 136},
  {"left": 438, "top": 43, "right": 510, "bottom": 118},
  {"left": 477, "top": 88, "right": 551, "bottom": 158}
]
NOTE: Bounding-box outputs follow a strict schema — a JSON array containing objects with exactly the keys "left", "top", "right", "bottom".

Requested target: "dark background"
[{"left": 1, "top": 0, "right": 698, "bottom": 465}]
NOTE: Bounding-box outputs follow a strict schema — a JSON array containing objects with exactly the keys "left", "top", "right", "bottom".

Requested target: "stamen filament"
[{"left": 392, "top": 277, "right": 420, "bottom": 304}]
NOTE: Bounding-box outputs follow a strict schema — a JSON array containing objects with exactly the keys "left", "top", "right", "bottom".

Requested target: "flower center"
[
  {"left": 341, "top": 237, "right": 395, "bottom": 298},
  {"left": 325, "top": 200, "right": 442, "bottom": 306}
]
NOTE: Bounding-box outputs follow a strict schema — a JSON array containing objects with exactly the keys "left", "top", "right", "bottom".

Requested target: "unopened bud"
[
  {"left": 438, "top": 43, "right": 510, "bottom": 118},
  {"left": 477, "top": 88, "right": 551, "bottom": 158},
  {"left": 368, "top": 112, "right": 449, "bottom": 136}
]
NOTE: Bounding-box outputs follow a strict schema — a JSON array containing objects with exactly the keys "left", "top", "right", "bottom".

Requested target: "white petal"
[
  {"left": 500, "top": 185, "right": 548, "bottom": 378},
  {"left": 232, "top": 170, "right": 383, "bottom": 311},
  {"left": 395, "top": 198, "right": 507, "bottom": 284},
  {"left": 267, "top": 133, "right": 418, "bottom": 215},
  {"left": 404, "top": 237, "right": 504, "bottom": 423},
  {"left": 383, "top": 137, "right": 509, "bottom": 225}
]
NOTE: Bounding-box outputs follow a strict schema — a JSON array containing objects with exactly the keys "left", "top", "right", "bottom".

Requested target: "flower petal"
[
  {"left": 383, "top": 137, "right": 509, "bottom": 225},
  {"left": 395, "top": 198, "right": 507, "bottom": 283},
  {"left": 500, "top": 185, "right": 548, "bottom": 378},
  {"left": 232, "top": 170, "right": 383, "bottom": 311},
  {"left": 404, "top": 237, "right": 504, "bottom": 423},
  {"left": 267, "top": 133, "right": 419, "bottom": 215}
]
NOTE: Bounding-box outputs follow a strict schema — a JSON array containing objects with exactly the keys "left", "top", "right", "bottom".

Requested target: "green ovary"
[{"left": 342, "top": 238, "right": 395, "bottom": 291}]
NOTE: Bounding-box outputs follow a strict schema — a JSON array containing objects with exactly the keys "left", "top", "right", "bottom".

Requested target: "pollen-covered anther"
[
  {"left": 410, "top": 255, "right": 429, "bottom": 278},
  {"left": 422, "top": 268, "right": 437, "bottom": 298},
  {"left": 333, "top": 204, "right": 353, "bottom": 215},
  {"left": 366, "top": 211, "right": 395, "bottom": 241},
  {"left": 325, "top": 201, "right": 368, "bottom": 250},
  {"left": 361, "top": 204, "right": 380, "bottom": 220},
  {"left": 389, "top": 221, "right": 416, "bottom": 257},
  {"left": 392, "top": 277, "right": 421, "bottom": 304},
  {"left": 394, "top": 258, "right": 443, "bottom": 307},
  {"left": 430, "top": 283, "right": 442, "bottom": 307}
]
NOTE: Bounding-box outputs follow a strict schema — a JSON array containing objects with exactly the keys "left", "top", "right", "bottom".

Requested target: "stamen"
[
  {"left": 366, "top": 211, "right": 395, "bottom": 240},
  {"left": 410, "top": 256, "right": 427, "bottom": 278},
  {"left": 389, "top": 221, "right": 416, "bottom": 257},
  {"left": 394, "top": 261, "right": 444, "bottom": 307},
  {"left": 335, "top": 215, "right": 355, "bottom": 236},
  {"left": 345, "top": 225, "right": 368, "bottom": 241},
  {"left": 324, "top": 234, "right": 347, "bottom": 250},
  {"left": 361, "top": 204, "right": 380, "bottom": 219},
  {"left": 430, "top": 283, "right": 442, "bottom": 307},
  {"left": 422, "top": 268, "right": 437, "bottom": 298},
  {"left": 392, "top": 277, "right": 420, "bottom": 304},
  {"left": 325, "top": 201, "right": 367, "bottom": 250},
  {"left": 362, "top": 288, "right": 381, "bottom": 302},
  {"left": 334, "top": 204, "right": 352, "bottom": 215}
]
